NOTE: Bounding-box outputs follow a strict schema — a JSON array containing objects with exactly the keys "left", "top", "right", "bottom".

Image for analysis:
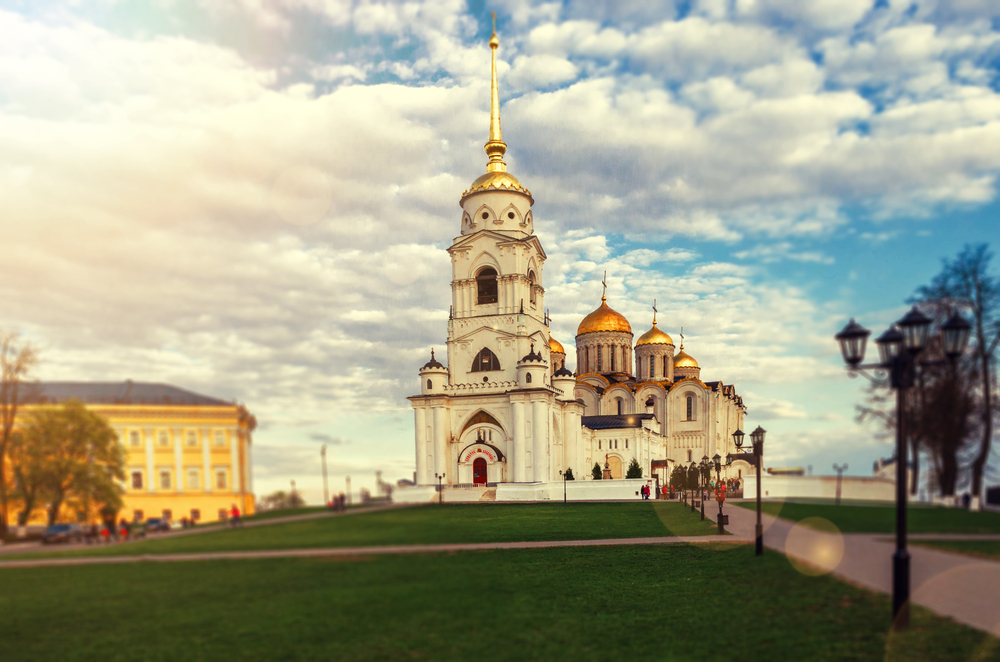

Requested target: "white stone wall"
[{"left": 743, "top": 474, "right": 896, "bottom": 502}]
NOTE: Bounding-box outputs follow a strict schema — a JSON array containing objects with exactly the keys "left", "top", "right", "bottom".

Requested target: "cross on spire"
[
  {"left": 652, "top": 299, "right": 657, "bottom": 325},
  {"left": 601, "top": 271, "right": 607, "bottom": 302},
  {"left": 680, "top": 327, "right": 684, "bottom": 350},
  {"left": 544, "top": 309, "right": 551, "bottom": 327}
]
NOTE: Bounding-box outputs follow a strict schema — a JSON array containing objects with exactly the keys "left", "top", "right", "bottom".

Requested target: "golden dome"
[
  {"left": 636, "top": 323, "right": 674, "bottom": 347},
  {"left": 577, "top": 298, "right": 632, "bottom": 336},
  {"left": 549, "top": 336, "right": 565, "bottom": 354},
  {"left": 461, "top": 171, "right": 532, "bottom": 204},
  {"left": 674, "top": 349, "right": 699, "bottom": 368}
]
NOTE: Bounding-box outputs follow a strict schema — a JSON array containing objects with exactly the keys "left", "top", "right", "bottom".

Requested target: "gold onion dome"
[
  {"left": 549, "top": 335, "right": 565, "bottom": 354},
  {"left": 577, "top": 297, "right": 632, "bottom": 336},
  {"left": 674, "top": 348, "right": 699, "bottom": 368},
  {"left": 636, "top": 323, "right": 674, "bottom": 347}
]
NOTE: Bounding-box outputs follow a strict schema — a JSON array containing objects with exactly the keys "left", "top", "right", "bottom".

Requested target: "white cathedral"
[{"left": 405, "top": 25, "right": 749, "bottom": 500}]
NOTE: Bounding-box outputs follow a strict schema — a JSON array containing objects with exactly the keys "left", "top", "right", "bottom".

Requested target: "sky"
[{"left": 2, "top": 0, "right": 1000, "bottom": 503}]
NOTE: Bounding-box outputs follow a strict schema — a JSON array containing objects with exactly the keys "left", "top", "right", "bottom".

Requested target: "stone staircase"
[{"left": 479, "top": 487, "right": 497, "bottom": 502}]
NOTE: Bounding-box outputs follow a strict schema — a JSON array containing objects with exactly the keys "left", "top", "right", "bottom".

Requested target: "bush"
[
  {"left": 591, "top": 462, "right": 602, "bottom": 480},
  {"left": 626, "top": 458, "right": 643, "bottom": 478}
]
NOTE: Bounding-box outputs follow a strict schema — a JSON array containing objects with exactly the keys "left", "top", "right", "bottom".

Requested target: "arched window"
[
  {"left": 616, "top": 398, "right": 623, "bottom": 415},
  {"left": 426, "top": 379, "right": 432, "bottom": 390},
  {"left": 663, "top": 355, "right": 669, "bottom": 377},
  {"left": 476, "top": 267, "right": 498, "bottom": 305},
  {"left": 471, "top": 347, "right": 501, "bottom": 372},
  {"left": 528, "top": 270, "right": 537, "bottom": 305},
  {"left": 687, "top": 450, "right": 692, "bottom": 462},
  {"left": 610, "top": 346, "right": 616, "bottom": 372},
  {"left": 598, "top": 440, "right": 601, "bottom": 449},
  {"left": 597, "top": 346, "right": 603, "bottom": 372},
  {"left": 686, "top": 395, "right": 694, "bottom": 420},
  {"left": 526, "top": 372, "right": 532, "bottom": 384}
]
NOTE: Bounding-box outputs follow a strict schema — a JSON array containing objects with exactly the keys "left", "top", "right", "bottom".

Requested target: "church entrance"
[
  {"left": 473, "top": 458, "right": 488, "bottom": 485},
  {"left": 607, "top": 456, "right": 623, "bottom": 480}
]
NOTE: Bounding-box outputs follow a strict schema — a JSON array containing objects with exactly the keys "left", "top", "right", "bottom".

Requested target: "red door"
[{"left": 473, "top": 458, "right": 487, "bottom": 485}]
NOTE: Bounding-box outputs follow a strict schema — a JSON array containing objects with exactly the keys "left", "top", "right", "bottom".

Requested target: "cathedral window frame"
[
  {"left": 597, "top": 345, "right": 602, "bottom": 372},
  {"left": 475, "top": 266, "right": 499, "bottom": 305},
  {"left": 649, "top": 356, "right": 655, "bottom": 379},
  {"left": 528, "top": 270, "right": 537, "bottom": 306},
  {"left": 685, "top": 394, "right": 696, "bottom": 421},
  {"left": 663, "top": 355, "right": 669, "bottom": 377},
  {"left": 471, "top": 347, "right": 502, "bottom": 372}
]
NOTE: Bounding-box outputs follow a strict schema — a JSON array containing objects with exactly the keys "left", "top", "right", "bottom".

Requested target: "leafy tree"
[
  {"left": 591, "top": 462, "right": 602, "bottom": 480},
  {"left": 14, "top": 400, "right": 124, "bottom": 525},
  {"left": 626, "top": 458, "right": 643, "bottom": 478},
  {"left": 668, "top": 465, "right": 686, "bottom": 492},
  {"left": 0, "top": 332, "right": 37, "bottom": 536},
  {"left": 914, "top": 244, "right": 1000, "bottom": 498},
  {"left": 257, "top": 490, "right": 305, "bottom": 511},
  {"left": 564, "top": 468, "right": 575, "bottom": 481}
]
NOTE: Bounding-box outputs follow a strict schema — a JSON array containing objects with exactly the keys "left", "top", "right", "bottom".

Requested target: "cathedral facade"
[{"left": 407, "top": 26, "right": 748, "bottom": 494}]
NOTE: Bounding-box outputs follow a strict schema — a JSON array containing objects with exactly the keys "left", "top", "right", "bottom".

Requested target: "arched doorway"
[
  {"left": 473, "top": 458, "right": 488, "bottom": 485},
  {"left": 607, "top": 456, "right": 623, "bottom": 480}
]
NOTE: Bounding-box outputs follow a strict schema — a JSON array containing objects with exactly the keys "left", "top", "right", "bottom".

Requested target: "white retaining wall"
[
  {"left": 743, "top": 474, "right": 895, "bottom": 502},
  {"left": 393, "top": 480, "right": 653, "bottom": 503}
]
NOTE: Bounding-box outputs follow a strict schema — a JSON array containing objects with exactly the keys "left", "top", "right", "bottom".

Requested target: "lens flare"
[{"left": 785, "top": 517, "right": 844, "bottom": 576}]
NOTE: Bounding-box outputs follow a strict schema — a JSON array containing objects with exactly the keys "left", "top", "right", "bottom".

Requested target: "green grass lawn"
[
  {"left": 912, "top": 539, "right": 1000, "bottom": 562},
  {"left": 0, "top": 543, "right": 995, "bottom": 661},
  {"left": 736, "top": 500, "right": 1000, "bottom": 534},
  {"left": 1, "top": 502, "right": 723, "bottom": 560}
]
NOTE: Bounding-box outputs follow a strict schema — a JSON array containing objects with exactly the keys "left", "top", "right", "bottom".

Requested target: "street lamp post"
[
  {"left": 713, "top": 453, "right": 731, "bottom": 534},
  {"left": 321, "top": 445, "right": 329, "bottom": 506},
  {"left": 699, "top": 455, "right": 709, "bottom": 521},
  {"left": 836, "top": 307, "right": 970, "bottom": 630},
  {"left": 434, "top": 472, "right": 445, "bottom": 505},
  {"left": 689, "top": 462, "right": 697, "bottom": 513},
  {"left": 734, "top": 426, "right": 766, "bottom": 556},
  {"left": 559, "top": 469, "right": 568, "bottom": 503},
  {"left": 833, "top": 463, "right": 848, "bottom": 506}
]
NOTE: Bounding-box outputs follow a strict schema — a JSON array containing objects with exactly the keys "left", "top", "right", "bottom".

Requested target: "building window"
[
  {"left": 686, "top": 396, "right": 694, "bottom": 421},
  {"left": 190, "top": 509, "right": 201, "bottom": 522},
  {"left": 597, "top": 346, "right": 602, "bottom": 372},
  {"left": 158, "top": 430, "right": 170, "bottom": 447},
  {"left": 215, "top": 469, "right": 228, "bottom": 490},
  {"left": 214, "top": 431, "right": 226, "bottom": 447},
  {"left": 131, "top": 471, "right": 143, "bottom": 489},
  {"left": 663, "top": 355, "right": 669, "bottom": 376},
  {"left": 476, "top": 267, "right": 498, "bottom": 304},
  {"left": 687, "top": 450, "right": 692, "bottom": 462},
  {"left": 615, "top": 440, "right": 618, "bottom": 449},
  {"left": 526, "top": 372, "right": 532, "bottom": 384},
  {"left": 650, "top": 356, "right": 655, "bottom": 379},
  {"left": 611, "top": 346, "right": 616, "bottom": 372},
  {"left": 186, "top": 431, "right": 198, "bottom": 447},
  {"left": 129, "top": 431, "right": 141, "bottom": 447},
  {"left": 187, "top": 468, "right": 201, "bottom": 490},
  {"left": 528, "top": 270, "right": 537, "bottom": 305},
  {"left": 162, "top": 509, "right": 172, "bottom": 522},
  {"left": 598, "top": 440, "right": 601, "bottom": 449},
  {"left": 616, "top": 399, "right": 623, "bottom": 415},
  {"left": 159, "top": 470, "right": 171, "bottom": 490},
  {"left": 471, "top": 347, "right": 501, "bottom": 372},
  {"left": 427, "top": 379, "right": 432, "bottom": 390},
  {"left": 133, "top": 510, "right": 144, "bottom": 522},
  {"left": 626, "top": 439, "right": 628, "bottom": 449}
]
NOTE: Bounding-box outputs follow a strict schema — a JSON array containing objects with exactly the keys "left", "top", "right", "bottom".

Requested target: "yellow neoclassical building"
[{"left": 27, "top": 381, "right": 255, "bottom": 524}]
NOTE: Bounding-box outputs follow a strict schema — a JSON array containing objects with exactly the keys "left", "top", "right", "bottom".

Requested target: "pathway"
[{"left": 725, "top": 504, "right": 1000, "bottom": 637}]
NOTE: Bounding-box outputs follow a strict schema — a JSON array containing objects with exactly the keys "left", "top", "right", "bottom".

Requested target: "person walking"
[{"left": 229, "top": 504, "right": 242, "bottom": 527}]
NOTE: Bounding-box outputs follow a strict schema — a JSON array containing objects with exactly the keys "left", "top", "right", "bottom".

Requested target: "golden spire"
[{"left": 485, "top": 12, "right": 507, "bottom": 173}]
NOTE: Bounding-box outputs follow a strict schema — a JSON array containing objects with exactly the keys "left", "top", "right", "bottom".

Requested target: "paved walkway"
[{"left": 725, "top": 505, "right": 1000, "bottom": 637}]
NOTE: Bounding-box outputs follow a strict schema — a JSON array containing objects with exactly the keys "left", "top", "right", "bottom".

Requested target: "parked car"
[
  {"left": 42, "top": 524, "right": 84, "bottom": 545},
  {"left": 144, "top": 517, "right": 171, "bottom": 533}
]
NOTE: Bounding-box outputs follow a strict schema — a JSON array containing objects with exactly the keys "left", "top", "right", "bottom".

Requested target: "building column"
[
  {"left": 414, "top": 407, "right": 427, "bottom": 484},
  {"left": 230, "top": 429, "right": 242, "bottom": 496},
  {"left": 144, "top": 429, "right": 154, "bottom": 494},
  {"left": 533, "top": 400, "right": 548, "bottom": 482},
  {"left": 245, "top": 438, "right": 254, "bottom": 495},
  {"left": 173, "top": 428, "right": 183, "bottom": 494},
  {"left": 512, "top": 400, "right": 525, "bottom": 482},
  {"left": 202, "top": 429, "right": 211, "bottom": 493},
  {"left": 433, "top": 405, "right": 448, "bottom": 482}
]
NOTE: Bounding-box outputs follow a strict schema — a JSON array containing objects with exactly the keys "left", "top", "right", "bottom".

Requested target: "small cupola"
[
  {"left": 419, "top": 348, "right": 449, "bottom": 395},
  {"left": 553, "top": 365, "right": 576, "bottom": 400},
  {"left": 645, "top": 396, "right": 655, "bottom": 415},
  {"left": 516, "top": 343, "right": 547, "bottom": 388}
]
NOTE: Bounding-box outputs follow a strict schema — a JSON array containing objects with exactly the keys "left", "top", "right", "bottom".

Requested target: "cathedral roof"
[
  {"left": 421, "top": 349, "right": 446, "bottom": 371},
  {"left": 554, "top": 366, "right": 574, "bottom": 377},
  {"left": 519, "top": 344, "right": 545, "bottom": 363},
  {"left": 462, "top": 171, "right": 532, "bottom": 203},
  {"left": 577, "top": 296, "right": 632, "bottom": 336},
  {"left": 581, "top": 413, "right": 655, "bottom": 430},
  {"left": 636, "top": 322, "right": 673, "bottom": 347},
  {"left": 29, "top": 381, "right": 230, "bottom": 407},
  {"left": 549, "top": 335, "right": 565, "bottom": 354}
]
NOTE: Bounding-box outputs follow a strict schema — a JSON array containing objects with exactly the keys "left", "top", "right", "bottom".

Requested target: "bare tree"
[
  {"left": 0, "top": 332, "right": 37, "bottom": 537},
  {"left": 914, "top": 244, "right": 1000, "bottom": 500}
]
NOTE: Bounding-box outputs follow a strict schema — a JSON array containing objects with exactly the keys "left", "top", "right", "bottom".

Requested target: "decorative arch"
[
  {"left": 474, "top": 203, "right": 497, "bottom": 225},
  {"left": 462, "top": 211, "right": 474, "bottom": 230},
  {"left": 475, "top": 267, "right": 499, "bottom": 305},
  {"left": 523, "top": 210, "right": 532, "bottom": 228},
  {"left": 471, "top": 347, "right": 501, "bottom": 372},
  {"left": 500, "top": 203, "right": 522, "bottom": 224},
  {"left": 460, "top": 409, "right": 505, "bottom": 436}
]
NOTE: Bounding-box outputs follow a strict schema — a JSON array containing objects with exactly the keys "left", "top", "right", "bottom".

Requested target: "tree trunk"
[
  {"left": 47, "top": 494, "right": 64, "bottom": 526},
  {"left": 971, "top": 340, "right": 992, "bottom": 497}
]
